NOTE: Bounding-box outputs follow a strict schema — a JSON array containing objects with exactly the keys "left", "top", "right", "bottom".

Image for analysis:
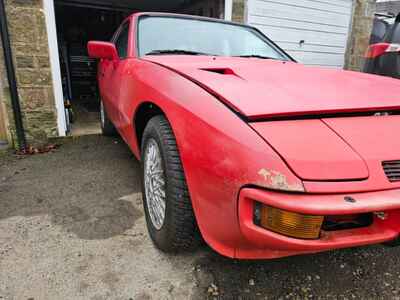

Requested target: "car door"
[{"left": 99, "top": 21, "right": 130, "bottom": 129}]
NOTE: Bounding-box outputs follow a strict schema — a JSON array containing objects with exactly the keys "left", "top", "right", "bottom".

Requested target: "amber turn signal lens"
[{"left": 259, "top": 205, "right": 324, "bottom": 239}]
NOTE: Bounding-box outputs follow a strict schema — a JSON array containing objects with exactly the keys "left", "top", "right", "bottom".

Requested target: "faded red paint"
[
  {"left": 143, "top": 55, "right": 400, "bottom": 120},
  {"left": 88, "top": 13, "right": 400, "bottom": 259}
]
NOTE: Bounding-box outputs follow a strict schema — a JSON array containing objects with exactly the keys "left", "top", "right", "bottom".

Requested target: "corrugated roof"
[{"left": 377, "top": 0, "right": 400, "bottom": 15}]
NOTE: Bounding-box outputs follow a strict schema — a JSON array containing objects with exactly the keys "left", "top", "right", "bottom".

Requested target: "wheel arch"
[{"left": 134, "top": 101, "right": 165, "bottom": 152}]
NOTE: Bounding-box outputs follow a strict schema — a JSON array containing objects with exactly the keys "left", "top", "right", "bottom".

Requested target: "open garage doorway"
[{"left": 53, "top": 0, "right": 225, "bottom": 136}]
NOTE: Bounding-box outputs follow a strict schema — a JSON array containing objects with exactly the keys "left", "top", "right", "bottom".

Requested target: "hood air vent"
[
  {"left": 382, "top": 160, "right": 400, "bottom": 182},
  {"left": 200, "top": 67, "right": 239, "bottom": 76}
]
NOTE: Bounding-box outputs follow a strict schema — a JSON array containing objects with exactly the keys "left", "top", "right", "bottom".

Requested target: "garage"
[
  {"left": 247, "top": 0, "right": 354, "bottom": 68},
  {"left": 52, "top": 0, "right": 225, "bottom": 135}
]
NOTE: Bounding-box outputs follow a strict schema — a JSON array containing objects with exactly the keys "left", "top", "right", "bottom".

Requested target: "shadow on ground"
[{"left": 0, "top": 135, "right": 142, "bottom": 240}]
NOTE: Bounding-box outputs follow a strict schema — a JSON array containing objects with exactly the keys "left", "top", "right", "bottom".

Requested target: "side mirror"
[
  {"left": 87, "top": 41, "right": 119, "bottom": 60},
  {"left": 396, "top": 13, "right": 400, "bottom": 23}
]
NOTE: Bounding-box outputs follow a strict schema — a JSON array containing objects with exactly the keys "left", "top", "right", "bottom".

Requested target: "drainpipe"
[{"left": 0, "top": 0, "right": 27, "bottom": 150}]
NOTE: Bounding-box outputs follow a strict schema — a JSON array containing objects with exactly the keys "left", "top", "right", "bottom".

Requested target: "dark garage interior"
[{"left": 54, "top": 0, "right": 225, "bottom": 136}]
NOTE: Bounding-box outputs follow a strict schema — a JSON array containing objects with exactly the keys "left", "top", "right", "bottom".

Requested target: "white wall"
[{"left": 247, "top": 0, "right": 354, "bottom": 68}]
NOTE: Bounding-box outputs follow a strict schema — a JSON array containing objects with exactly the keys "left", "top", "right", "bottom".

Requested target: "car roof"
[{"left": 129, "top": 12, "right": 251, "bottom": 28}]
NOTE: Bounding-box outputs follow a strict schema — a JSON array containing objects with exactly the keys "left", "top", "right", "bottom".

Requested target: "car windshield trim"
[
  {"left": 234, "top": 54, "right": 279, "bottom": 60},
  {"left": 136, "top": 15, "right": 294, "bottom": 62},
  {"left": 145, "top": 49, "right": 216, "bottom": 56}
]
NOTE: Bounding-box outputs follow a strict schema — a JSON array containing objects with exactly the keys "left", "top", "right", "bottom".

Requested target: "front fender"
[{"left": 118, "top": 59, "right": 303, "bottom": 257}]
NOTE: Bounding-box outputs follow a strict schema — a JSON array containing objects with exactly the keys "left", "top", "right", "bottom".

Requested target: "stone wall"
[
  {"left": 232, "top": 0, "right": 246, "bottom": 23},
  {"left": 0, "top": 94, "right": 8, "bottom": 142},
  {"left": 0, "top": 37, "right": 11, "bottom": 144},
  {"left": 4, "top": 0, "right": 58, "bottom": 146},
  {"left": 345, "top": 0, "right": 377, "bottom": 71}
]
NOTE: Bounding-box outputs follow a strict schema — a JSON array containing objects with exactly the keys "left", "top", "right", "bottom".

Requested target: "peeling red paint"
[{"left": 258, "top": 168, "right": 304, "bottom": 192}]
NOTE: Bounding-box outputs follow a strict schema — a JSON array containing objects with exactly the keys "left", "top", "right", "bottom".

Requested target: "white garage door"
[{"left": 247, "top": 0, "right": 354, "bottom": 68}]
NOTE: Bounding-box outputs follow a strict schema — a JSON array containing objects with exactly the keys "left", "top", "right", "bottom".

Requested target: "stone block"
[
  {"left": 24, "top": 108, "right": 58, "bottom": 145},
  {"left": 18, "top": 68, "right": 52, "bottom": 86},
  {"left": 19, "top": 87, "right": 48, "bottom": 110},
  {"left": 7, "top": 8, "right": 37, "bottom": 44},
  {"left": 232, "top": 0, "right": 245, "bottom": 23},
  {"left": 37, "top": 56, "right": 50, "bottom": 68},
  {"left": 16, "top": 56, "right": 34, "bottom": 68},
  {"left": 45, "top": 86, "right": 54, "bottom": 105},
  {"left": 6, "top": 0, "right": 42, "bottom": 8},
  {"left": 14, "top": 42, "right": 39, "bottom": 56},
  {"left": 36, "top": 9, "right": 48, "bottom": 46},
  {"left": 0, "top": 98, "right": 9, "bottom": 141}
]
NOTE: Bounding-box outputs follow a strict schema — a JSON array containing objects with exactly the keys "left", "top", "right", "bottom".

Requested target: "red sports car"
[{"left": 88, "top": 13, "right": 400, "bottom": 259}]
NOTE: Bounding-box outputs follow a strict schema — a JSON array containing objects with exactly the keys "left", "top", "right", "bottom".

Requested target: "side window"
[
  {"left": 115, "top": 23, "right": 130, "bottom": 59},
  {"left": 371, "top": 19, "right": 388, "bottom": 44}
]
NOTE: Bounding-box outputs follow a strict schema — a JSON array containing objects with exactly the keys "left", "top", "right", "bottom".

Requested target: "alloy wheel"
[{"left": 144, "top": 138, "right": 166, "bottom": 230}]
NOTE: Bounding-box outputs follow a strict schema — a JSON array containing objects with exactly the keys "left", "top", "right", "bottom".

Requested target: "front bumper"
[{"left": 237, "top": 188, "right": 400, "bottom": 259}]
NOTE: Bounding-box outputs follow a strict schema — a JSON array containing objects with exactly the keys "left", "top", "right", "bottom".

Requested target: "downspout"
[{"left": 0, "top": 0, "right": 27, "bottom": 150}]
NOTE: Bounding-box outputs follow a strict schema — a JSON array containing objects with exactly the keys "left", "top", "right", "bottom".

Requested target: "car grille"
[{"left": 382, "top": 160, "right": 400, "bottom": 182}]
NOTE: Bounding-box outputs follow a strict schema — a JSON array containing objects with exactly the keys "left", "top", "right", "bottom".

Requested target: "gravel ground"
[{"left": 1, "top": 135, "right": 400, "bottom": 300}]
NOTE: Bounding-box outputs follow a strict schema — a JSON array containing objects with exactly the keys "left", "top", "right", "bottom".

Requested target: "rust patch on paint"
[{"left": 258, "top": 168, "right": 304, "bottom": 192}]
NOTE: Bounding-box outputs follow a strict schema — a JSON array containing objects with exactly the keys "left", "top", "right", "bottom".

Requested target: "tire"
[
  {"left": 68, "top": 108, "right": 74, "bottom": 124},
  {"left": 141, "top": 115, "right": 200, "bottom": 252},
  {"left": 384, "top": 237, "right": 400, "bottom": 247},
  {"left": 100, "top": 99, "right": 117, "bottom": 136}
]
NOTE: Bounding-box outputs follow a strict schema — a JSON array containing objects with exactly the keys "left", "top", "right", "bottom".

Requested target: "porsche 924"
[{"left": 88, "top": 13, "right": 400, "bottom": 259}]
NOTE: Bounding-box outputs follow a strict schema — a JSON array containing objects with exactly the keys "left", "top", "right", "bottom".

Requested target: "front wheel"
[{"left": 141, "top": 115, "right": 200, "bottom": 252}]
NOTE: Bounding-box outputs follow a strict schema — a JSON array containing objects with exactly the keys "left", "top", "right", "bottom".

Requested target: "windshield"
[{"left": 137, "top": 16, "right": 289, "bottom": 60}]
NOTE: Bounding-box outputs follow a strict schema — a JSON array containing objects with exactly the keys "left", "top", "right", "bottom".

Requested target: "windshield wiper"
[
  {"left": 234, "top": 54, "right": 279, "bottom": 60},
  {"left": 145, "top": 49, "right": 214, "bottom": 56}
]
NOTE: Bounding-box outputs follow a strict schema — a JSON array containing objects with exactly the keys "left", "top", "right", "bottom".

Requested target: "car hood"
[
  {"left": 145, "top": 56, "right": 400, "bottom": 182},
  {"left": 250, "top": 116, "right": 400, "bottom": 182},
  {"left": 144, "top": 55, "right": 400, "bottom": 120}
]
